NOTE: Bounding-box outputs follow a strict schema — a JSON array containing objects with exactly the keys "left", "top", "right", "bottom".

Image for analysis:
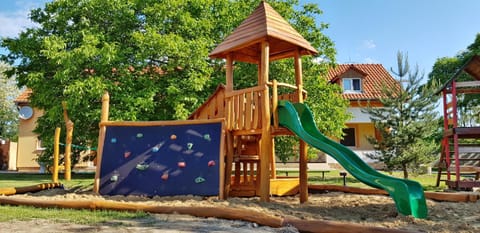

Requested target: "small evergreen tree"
[{"left": 363, "top": 52, "right": 440, "bottom": 178}]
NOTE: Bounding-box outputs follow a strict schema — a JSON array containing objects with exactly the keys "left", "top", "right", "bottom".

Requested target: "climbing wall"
[{"left": 98, "top": 121, "right": 223, "bottom": 197}]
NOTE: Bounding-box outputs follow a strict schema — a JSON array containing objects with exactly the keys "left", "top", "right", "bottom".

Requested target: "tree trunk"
[{"left": 402, "top": 163, "right": 408, "bottom": 179}]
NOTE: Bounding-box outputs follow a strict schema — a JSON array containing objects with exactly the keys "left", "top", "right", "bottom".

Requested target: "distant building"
[
  {"left": 14, "top": 89, "right": 93, "bottom": 172},
  {"left": 327, "top": 64, "right": 399, "bottom": 166}
]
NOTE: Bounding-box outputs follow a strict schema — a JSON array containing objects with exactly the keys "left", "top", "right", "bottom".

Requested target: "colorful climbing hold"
[
  {"left": 187, "top": 142, "right": 193, "bottom": 150},
  {"left": 110, "top": 138, "right": 117, "bottom": 143},
  {"left": 110, "top": 175, "right": 118, "bottom": 182},
  {"left": 136, "top": 133, "right": 143, "bottom": 138},
  {"left": 203, "top": 134, "right": 211, "bottom": 141},
  {"left": 136, "top": 163, "right": 149, "bottom": 171},
  {"left": 170, "top": 134, "right": 177, "bottom": 140},
  {"left": 152, "top": 146, "right": 159, "bottom": 152},
  {"left": 194, "top": 176, "right": 205, "bottom": 184},
  {"left": 208, "top": 160, "right": 216, "bottom": 167},
  {"left": 178, "top": 161, "right": 186, "bottom": 168},
  {"left": 161, "top": 172, "right": 169, "bottom": 181},
  {"left": 124, "top": 151, "right": 131, "bottom": 158}
]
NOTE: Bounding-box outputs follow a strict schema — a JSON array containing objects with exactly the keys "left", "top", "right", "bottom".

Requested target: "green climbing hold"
[{"left": 194, "top": 176, "right": 205, "bottom": 183}]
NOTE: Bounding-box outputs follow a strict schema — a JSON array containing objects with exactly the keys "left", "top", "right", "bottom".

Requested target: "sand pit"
[{"left": 0, "top": 187, "right": 479, "bottom": 233}]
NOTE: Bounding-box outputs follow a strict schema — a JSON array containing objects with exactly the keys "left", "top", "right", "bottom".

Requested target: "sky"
[
  {"left": 0, "top": 0, "right": 479, "bottom": 81},
  {"left": 304, "top": 0, "right": 480, "bottom": 79}
]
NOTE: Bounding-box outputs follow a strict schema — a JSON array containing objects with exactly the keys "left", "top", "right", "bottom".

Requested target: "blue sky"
[
  {"left": 304, "top": 0, "right": 480, "bottom": 78},
  {"left": 1, "top": 0, "right": 479, "bottom": 80}
]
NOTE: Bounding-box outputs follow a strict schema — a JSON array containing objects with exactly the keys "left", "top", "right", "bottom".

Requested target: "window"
[
  {"left": 340, "top": 128, "right": 356, "bottom": 147},
  {"left": 343, "top": 78, "right": 362, "bottom": 92}
]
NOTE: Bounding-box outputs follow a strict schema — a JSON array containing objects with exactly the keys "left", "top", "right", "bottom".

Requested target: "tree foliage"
[
  {"left": 0, "top": 62, "right": 20, "bottom": 140},
  {"left": 428, "top": 33, "right": 480, "bottom": 126},
  {"left": 364, "top": 52, "right": 440, "bottom": 178},
  {"left": 1, "top": 0, "right": 346, "bottom": 165}
]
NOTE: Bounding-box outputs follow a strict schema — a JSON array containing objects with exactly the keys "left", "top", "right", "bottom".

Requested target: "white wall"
[{"left": 347, "top": 107, "right": 373, "bottom": 123}]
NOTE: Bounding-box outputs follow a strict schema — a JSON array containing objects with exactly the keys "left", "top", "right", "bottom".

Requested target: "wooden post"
[
  {"left": 226, "top": 53, "right": 234, "bottom": 92},
  {"left": 224, "top": 132, "right": 234, "bottom": 199},
  {"left": 294, "top": 49, "right": 304, "bottom": 103},
  {"left": 224, "top": 53, "right": 234, "bottom": 199},
  {"left": 259, "top": 41, "right": 271, "bottom": 201},
  {"left": 52, "top": 127, "right": 61, "bottom": 183},
  {"left": 451, "top": 81, "right": 460, "bottom": 189},
  {"left": 294, "top": 49, "right": 308, "bottom": 203},
  {"left": 94, "top": 92, "right": 110, "bottom": 193},
  {"left": 62, "top": 101, "right": 73, "bottom": 181},
  {"left": 272, "top": 80, "right": 279, "bottom": 128}
]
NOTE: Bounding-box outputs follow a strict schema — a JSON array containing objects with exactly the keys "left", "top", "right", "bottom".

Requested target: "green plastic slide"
[{"left": 277, "top": 100, "right": 428, "bottom": 218}]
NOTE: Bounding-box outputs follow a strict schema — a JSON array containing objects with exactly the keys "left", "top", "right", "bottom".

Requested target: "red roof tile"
[
  {"left": 327, "top": 64, "right": 400, "bottom": 100},
  {"left": 14, "top": 88, "right": 32, "bottom": 104}
]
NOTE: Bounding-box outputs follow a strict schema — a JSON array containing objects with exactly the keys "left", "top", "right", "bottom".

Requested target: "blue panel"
[{"left": 98, "top": 122, "right": 222, "bottom": 197}]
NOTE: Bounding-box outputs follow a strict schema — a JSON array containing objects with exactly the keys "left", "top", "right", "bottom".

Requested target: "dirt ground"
[{"left": 1, "top": 187, "right": 480, "bottom": 233}]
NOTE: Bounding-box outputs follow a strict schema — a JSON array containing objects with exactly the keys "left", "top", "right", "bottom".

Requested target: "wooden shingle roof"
[
  {"left": 14, "top": 88, "right": 32, "bottom": 104},
  {"left": 209, "top": 1, "right": 317, "bottom": 63},
  {"left": 327, "top": 64, "right": 400, "bottom": 100}
]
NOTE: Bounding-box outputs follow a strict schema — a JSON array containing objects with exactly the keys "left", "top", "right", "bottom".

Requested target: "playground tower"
[{"left": 190, "top": 1, "right": 317, "bottom": 202}]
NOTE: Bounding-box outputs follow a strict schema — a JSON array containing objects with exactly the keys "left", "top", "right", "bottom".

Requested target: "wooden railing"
[
  {"left": 225, "top": 85, "right": 266, "bottom": 133},
  {"left": 269, "top": 80, "right": 307, "bottom": 128}
]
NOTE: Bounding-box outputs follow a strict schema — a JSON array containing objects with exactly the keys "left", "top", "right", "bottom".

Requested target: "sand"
[{"left": 0, "top": 187, "right": 479, "bottom": 233}]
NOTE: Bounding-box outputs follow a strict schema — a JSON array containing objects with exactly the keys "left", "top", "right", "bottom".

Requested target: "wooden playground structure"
[
  {"left": 436, "top": 55, "right": 480, "bottom": 190},
  {"left": 189, "top": 1, "right": 316, "bottom": 202}
]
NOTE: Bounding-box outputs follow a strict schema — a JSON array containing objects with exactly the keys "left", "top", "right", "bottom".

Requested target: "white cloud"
[
  {"left": 362, "top": 40, "right": 377, "bottom": 49},
  {"left": 0, "top": 0, "right": 47, "bottom": 38},
  {"left": 0, "top": 10, "right": 36, "bottom": 38},
  {"left": 363, "top": 57, "right": 379, "bottom": 64}
]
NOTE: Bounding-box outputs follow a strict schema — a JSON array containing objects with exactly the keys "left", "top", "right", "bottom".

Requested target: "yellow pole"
[
  {"left": 52, "top": 127, "right": 61, "bottom": 183},
  {"left": 62, "top": 101, "right": 73, "bottom": 181}
]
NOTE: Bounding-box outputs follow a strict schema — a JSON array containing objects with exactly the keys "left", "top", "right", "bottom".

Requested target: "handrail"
[
  {"left": 266, "top": 81, "right": 307, "bottom": 95},
  {"left": 225, "top": 85, "right": 266, "bottom": 98}
]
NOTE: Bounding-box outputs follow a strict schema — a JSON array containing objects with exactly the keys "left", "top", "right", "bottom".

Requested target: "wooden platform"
[
  {"left": 446, "top": 180, "right": 480, "bottom": 189},
  {"left": 444, "top": 127, "right": 480, "bottom": 138},
  {"left": 270, "top": 178, "right": 299, "bottom": 196}
]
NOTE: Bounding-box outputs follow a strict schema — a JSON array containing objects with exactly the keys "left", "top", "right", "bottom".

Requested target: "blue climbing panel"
[{"left": 98, "top": 121, "right": 223, "bottom": 197}]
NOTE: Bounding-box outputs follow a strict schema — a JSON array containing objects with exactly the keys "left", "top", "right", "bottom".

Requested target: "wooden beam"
[
  {"left": 52, "top": 127, "right": 60, "bottom": 183},
  {"left": 226, "top": 54, "right": 234, "bottom": 92},
  {"left": 294, "top": 49, "right": 303, "bottom": 103},
  {"left": 259, "top": 41, "right": 271, "bottom": 202},
  {"left": 94, "top": 92, "right": 110, "bottom": 193}
]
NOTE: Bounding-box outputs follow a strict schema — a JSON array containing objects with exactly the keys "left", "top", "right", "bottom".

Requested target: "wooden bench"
[{"left": 275, "top": 163, "right": 333, "bottom": 180}]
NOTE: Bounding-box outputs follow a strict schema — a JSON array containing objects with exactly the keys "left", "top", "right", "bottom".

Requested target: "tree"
[
  {"left": 363, "top": 52, "right": 439, "bottom": 178},
  {"left": 1, "top": 0, "right": 345, "bottom": 166},
  {"left": 0, "top": 62, "right": 21, "bottom": 140},
  {"left": 428, "top": 33, "right": 480, "bottom": 127}
]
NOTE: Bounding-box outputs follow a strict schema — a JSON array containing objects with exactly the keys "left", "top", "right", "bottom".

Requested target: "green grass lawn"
[
  {"left": 276, "top": 170, "right": 448, "bottom": 192},
  {"left": 0, "top": 172, "right": 149, "bottom": 224},
  {"left": 0, "top": 173, "right": 94, "bottom": 189},
  {"left": 0, "top": 170, "right": 448, "bottom": 224}
]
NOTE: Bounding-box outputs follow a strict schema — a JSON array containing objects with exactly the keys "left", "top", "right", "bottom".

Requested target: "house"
[
  {"left": 13, "top": 88, "right": 43, "bottom": 171},
  {"left": 327, "top": 63, "right": 399, "bottom": 166},
  {"left": 13, "top": 89, "right": 94, "bottom": 172}
]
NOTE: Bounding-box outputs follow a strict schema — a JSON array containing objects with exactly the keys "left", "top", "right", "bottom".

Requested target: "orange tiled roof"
[
  {"left": 14, "top": 88, "right": 32, "bottom": 104},
  {"left": 327, "top": 64, "right": 399, "bottom": 100}
]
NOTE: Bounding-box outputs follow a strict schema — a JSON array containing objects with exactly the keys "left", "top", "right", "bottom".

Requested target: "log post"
[
  {"left": 259, "top": 41, "right": 271, "bottom": 201},
  {"left": 94, "top": 92, "right": 110, "bottom": 193},
  {"left": 52, "top": 127, "right": 61, "bottom": 183},
  {"left": 62, "top": 101, "right": 73, "bottom": 181},
  {"left": 294, "top": 49, "right": 308, "bottom": 203}
]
